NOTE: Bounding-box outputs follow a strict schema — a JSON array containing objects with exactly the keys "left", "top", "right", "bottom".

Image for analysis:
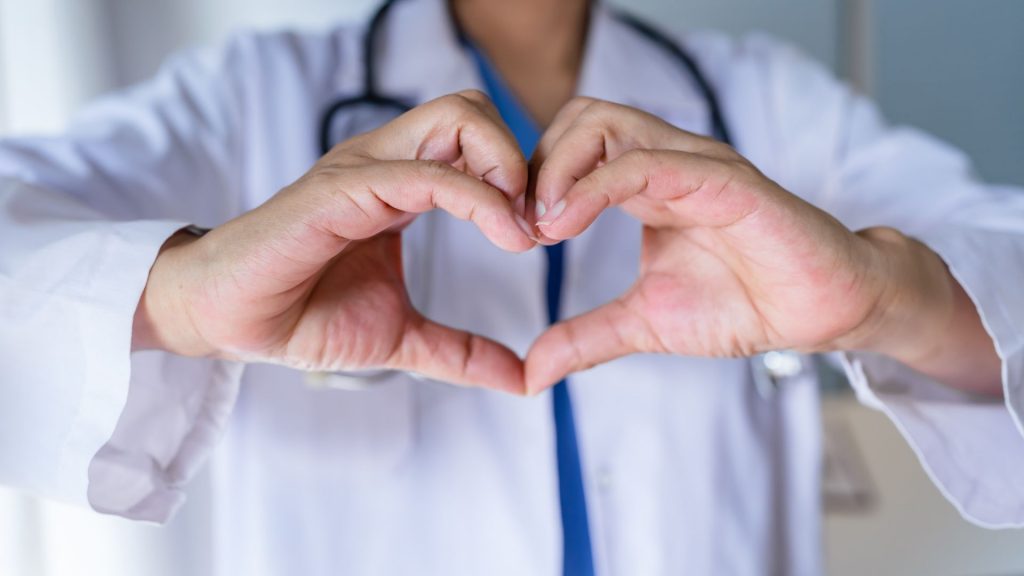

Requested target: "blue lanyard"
[{"left": 468, "top": 46, "right": 596, "bottom": 576}]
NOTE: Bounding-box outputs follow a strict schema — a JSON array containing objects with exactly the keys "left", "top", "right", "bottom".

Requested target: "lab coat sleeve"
[
  {"left": 0, "top": 39, "right": 251, "bottom": 521},
  {"left": 717, "top": 34, "right": 1024, "bottom": 527}
]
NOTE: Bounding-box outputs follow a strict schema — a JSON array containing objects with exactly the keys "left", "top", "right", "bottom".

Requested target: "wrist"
[
  {"left": 132, "top": 229, "right": 217, "bottom": 356},
  {"left": 837, "top": 226, "right": 956, "bottom": 366}
]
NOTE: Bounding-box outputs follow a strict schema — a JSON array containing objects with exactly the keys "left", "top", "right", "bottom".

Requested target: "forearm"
[
  {"left": 913, "top": 272, "right": 1003, "bottom": 395},
  {"left": 850, "top": 227, "right": 1002, "bottom": 396}
]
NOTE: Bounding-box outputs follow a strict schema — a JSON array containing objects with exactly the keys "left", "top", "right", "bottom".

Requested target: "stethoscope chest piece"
[{"left": 752, "top": 350, "right": 807, "bottom": 399}]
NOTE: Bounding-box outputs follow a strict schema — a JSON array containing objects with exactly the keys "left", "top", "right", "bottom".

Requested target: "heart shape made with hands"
[
  {"left": 379, "top": 94, "right": 888, "bottom": 397},
  {"left": 164, "top": 91, "right": 902, "bottom": 399}
]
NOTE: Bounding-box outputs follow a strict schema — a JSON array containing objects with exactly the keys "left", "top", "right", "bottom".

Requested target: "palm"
[
  {"left": 630, "top": 218, "right": 872, "bottom": 358},
  {"left": 183, "top": 224, "right": 412, "bottom": 371},
  {"left": 275, "top": 233, "right": 415, "bottom": 371},
  {"left": 183, "top": 214, "right": 527, "bottom": 392},
  {"left": 630, "top": 227, "right": 769, "bottom": 358},
  {"left": 526, "top": 173, "right": 878, "bottom": 391},
  {"left": 142, "top": 92, "right": 543, "bottom": 393}
]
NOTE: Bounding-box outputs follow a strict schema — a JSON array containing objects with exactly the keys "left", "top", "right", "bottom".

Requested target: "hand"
[
  {"left": 524, "top": 98, "right": 979, "bottom": 393},
  {"left": 134, "top": 91, "right": 535, "bottom": 393}
]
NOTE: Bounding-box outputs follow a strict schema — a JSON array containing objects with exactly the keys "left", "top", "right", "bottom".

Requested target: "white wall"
[
  {"left": 0, "top": 0, "right": 115, "bottom": 133},
  {"left": 0, "top": 0, "right": 378, "bottom": 134}
]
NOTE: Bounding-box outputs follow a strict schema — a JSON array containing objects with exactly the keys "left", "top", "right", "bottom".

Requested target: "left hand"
[{"left": 523, "top": 98, "right": 964, "bottom": 393}]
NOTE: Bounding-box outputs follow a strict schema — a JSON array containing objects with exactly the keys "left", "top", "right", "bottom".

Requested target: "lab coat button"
[
  {"left": 753, "top": 350, "right": 805, "bottom": 399},
  {"left": 762, "top": 350, "right": 803, "bottom": 381}
]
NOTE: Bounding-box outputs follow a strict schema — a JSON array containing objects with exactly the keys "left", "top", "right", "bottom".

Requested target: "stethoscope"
[
  {"left": 312, "top": 0, "right": 805, "bottom": 397},
  {"left": 319, "top": 0, "right": 732, "bottom": 154}
]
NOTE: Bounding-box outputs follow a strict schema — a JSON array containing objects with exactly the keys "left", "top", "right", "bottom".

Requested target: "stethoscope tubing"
[
  {"left": 312, "top": 1, "right": 806, "bottom": 400},
  {"left": 318, "top": 0, "right": 732, "bottom": 155}
]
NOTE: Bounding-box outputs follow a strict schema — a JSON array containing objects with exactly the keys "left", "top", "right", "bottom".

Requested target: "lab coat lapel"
[
  {"left": 377, "top": 0, "right": 484, "bottom": 105},
  {"left": 577, "top": 5, "right": 712, "bottom": 135}
]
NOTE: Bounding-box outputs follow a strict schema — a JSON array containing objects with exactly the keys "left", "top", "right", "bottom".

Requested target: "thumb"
[
  {"left": 525, "top": 296, "right": 654, "bottom": 394},
  {"left": 391, "top": 314, "right": 526, "bottom": 395}
]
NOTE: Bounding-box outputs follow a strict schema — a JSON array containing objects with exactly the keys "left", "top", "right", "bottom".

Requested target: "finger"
[
  {"left": 393, "top": 314, "right": 526, "bottom": 395},
  {"left": 324, "top": 160, "right": 536, "bottom": 252},
  {"left": 531, "top": 100, "right": 616, "bottom": 224},
  {"left": 525, "top": 97, "right": 598, "bottom": 226},
  {"left": 456, "top": 88, "right": 518, "bottom": 143},
  {"left": 357, "top": 91, "right": 528, "bottom": 209},
  {"left": 529, "top": 96, "right": 598, "bottom": 172},
  {"left": 536, "top": 149, "right": 760, "bottom": 242},
  {"left": 524, "top": 294, "right": 656, "bottom": 394},
  {"left": 533, "top": 99, "right": 726, "bottom": 223},
  {"left": 536, "top": 148, "right": 663, "bottom": 242},
  {"left": 426, "top": 91, "right": 528, "bottom": 206}
]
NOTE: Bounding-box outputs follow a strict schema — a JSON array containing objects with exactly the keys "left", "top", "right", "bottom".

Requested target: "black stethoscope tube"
[
  {"left": 318, "top": 0, "right": 413, "bottom": 155},
  {"left": 319, "top": 0, "right": 733, "bottom": 155}
]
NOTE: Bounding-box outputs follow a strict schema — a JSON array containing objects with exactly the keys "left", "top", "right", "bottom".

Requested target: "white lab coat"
[{"left": 2, "top": 0, "right": 1023, "bottom": 574}]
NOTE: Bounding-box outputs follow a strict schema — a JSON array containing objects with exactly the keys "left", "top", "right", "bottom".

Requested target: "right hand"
[{"left": 133, "top": 91, "right": 535, "bottom": 393}]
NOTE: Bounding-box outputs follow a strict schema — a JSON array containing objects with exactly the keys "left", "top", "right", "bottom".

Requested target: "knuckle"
[
  {"left": 322, "top": 135, "right": 361, "bottom": 159},
  {"left": 430, "top": 93, "right": 495, "bottom": 132},
  {"left": 565, "top": 95, "right": 598, "bottom": 115},
  {"left": 455, "top": 88, "right": 490, "bottom": 107},
  {"left": 714, "top": 140, "right": 743, "bottom": 159},
  {"left": 438, "top": 92, "right": 482, "bottom": 118},
  {"left": 326, "top": 140, "right": 372, "bottom": 167},
  {"left": 574, "top": 99, "right": 632, "bottom": 142},
  {"left": 416, "top": 159, "right": 455, "bottom": 182},
  {"left": 579, "top": 98, "right": 621, "bottom": 122},
  {"left": 725, "top": 156, "right": 759, "bottom": 179},
  {"left": 302, "top": 165, "right": 349, "bottom": 194},
  {"left": 623, "top": 149, "right": 670, "bottom": 187},
  {"left": 578, "top": 99, "right": 607, "bottom": 122}
]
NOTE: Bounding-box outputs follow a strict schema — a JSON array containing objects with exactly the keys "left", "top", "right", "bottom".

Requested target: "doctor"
[{"left": 1, "top": 0, "right": 1023, "bottom": 574}]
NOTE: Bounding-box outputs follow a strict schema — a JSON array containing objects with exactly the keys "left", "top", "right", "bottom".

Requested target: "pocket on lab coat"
[
  {"left": 318, "top": 376, "right": 417, "bottom": 481},
  {"left": 234, "top": 364, "right": 418, "bottom": 484}
]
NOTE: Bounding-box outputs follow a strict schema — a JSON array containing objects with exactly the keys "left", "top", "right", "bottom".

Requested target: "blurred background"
[{"left": 1, "top": 1, "right": 1022, "bottom": 574}]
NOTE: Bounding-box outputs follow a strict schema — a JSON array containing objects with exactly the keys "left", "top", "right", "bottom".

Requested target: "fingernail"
[
  {"left": 536, "top": 200, "right": 547, "bottom": 220},
  {"left": 514, "top": 213, "right": 536, "bottom": 240},
  {"left": 536, "top": 199, "right": 565, "bottom": 226}
]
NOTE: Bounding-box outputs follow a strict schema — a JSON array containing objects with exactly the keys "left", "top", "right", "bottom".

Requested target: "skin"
[
  {"left": 452, "top": 0, "right": 588, "bottom": 126},
  {"left": 523, "top": 99, "right": 1001, "bottom": 395},
  {"left": 134, "top": 0, "right": 1003, "bottom": 399},
  {"left": 134, "top": 91, "right": 536, "bottom": 393}
]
